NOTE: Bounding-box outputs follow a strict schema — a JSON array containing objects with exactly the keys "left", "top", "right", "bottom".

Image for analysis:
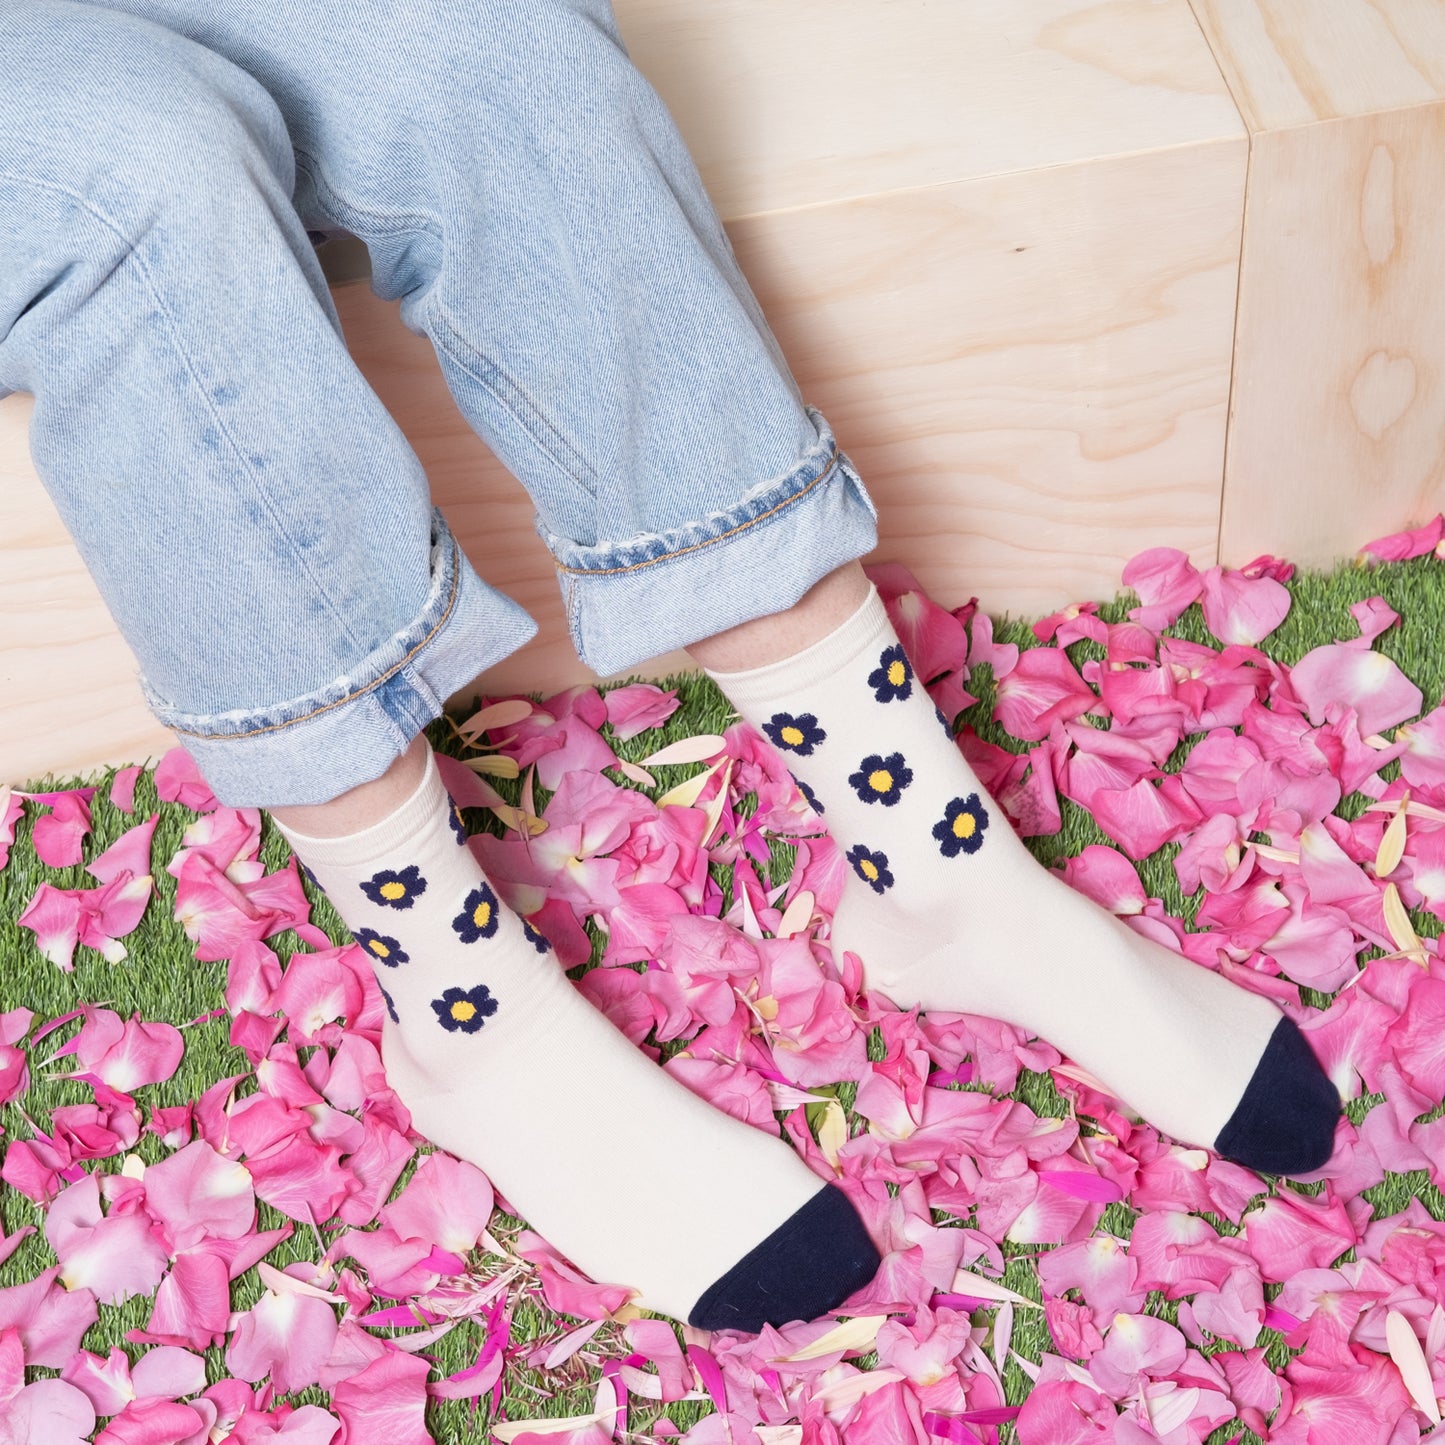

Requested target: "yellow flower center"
[
  {"left": 473, "top": 901, "right": 491, "bottom": 929},
  {"left": 869, "top": 769, "right": 894, "bottom": 793},
  {"left": 780, "top": 726, "right": 805, "bottom": 746},
  {"left": 860, "top": 858, "right": 879, "bottom": 881},
  {"left": 451, "top": 1000, "right": 477, "bottom": 1022},
  {"left": 380, "top": 881, "right": 406, "bottom": 901},
  {"left": 953, "top": 812, "right": 977, "bottom": 839},
  {"left": 368, "top": 939, "right": 390, "bottom": 958},
  {"left": 455, "top": 807, "right": 465, "bottom": 829},
  {"left": 887, "top": 660, "right": 906, "bottom": 686}
]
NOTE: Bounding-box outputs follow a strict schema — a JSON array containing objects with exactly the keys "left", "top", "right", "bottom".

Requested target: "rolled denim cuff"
[
  {"left": 140, "top": 506, "right": 537, "bottom": 807},
  {"left": 541, "top": 406, "right": 880, "bottom": 677}
]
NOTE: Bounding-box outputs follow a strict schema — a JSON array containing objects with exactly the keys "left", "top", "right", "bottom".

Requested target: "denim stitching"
[
  {"left": 292, "top": 154, "right": 443, "bottom": 240},
  {"left": 165, "top": 531, "right": 463, "bottom": 741},
  {"left": 0, "top": 168, "right": 372, "bottom": 662},
  {"left": 426, "top": 297, "right": 598, "bottom": 497},
  {"left": 552, "top": 448, "right": 839, "bottom": 576}
]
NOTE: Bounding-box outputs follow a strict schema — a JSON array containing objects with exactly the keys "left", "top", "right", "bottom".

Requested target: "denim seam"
[
  {"left": 293, "top": 152, "right": 597, "bottom": 494},
  {"left": 551, "top": 447, "right": 840, "bottom": 576},
  {"left": 162, "top": 529, "right": 463, "bottom": 741},
  {"left": 425, "top": 296, "right": 598, "bottom": 498},
  {"left": 293, "top": 151, "right": 442, "bottom": 238},
  {"left": 0, "top": 168, "right": 371, "bottom": 671}
]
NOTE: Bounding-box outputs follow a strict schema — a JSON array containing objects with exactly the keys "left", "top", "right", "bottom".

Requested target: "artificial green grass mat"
[{"left": 3, "top": 554, "right": 1444, "bottom": 1445}]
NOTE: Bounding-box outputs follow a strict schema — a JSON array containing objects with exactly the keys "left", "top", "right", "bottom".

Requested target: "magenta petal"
[
  {"left": 1200, "top": 567, "right": 1291, "bottom": 646},
  {"left": 330, "top": 1348, "right": 433, "bottom": 1445},
  {"left": 995, "top": 648, "right": 1101, "bottom": 742},
  {"left": 17, "top": 882, "right": 84, "bottom": 971},
  {"left": 72, "top": 1009, "right": 184, "bottom": 1092},
  {"left": 603, "top": 682, "right": 682, "bottom": 739},
  {"left": 8, "top": 1376, "right": 96, "bottom": 1445},
  {"left": 1090, "top": 776, "right": 1202, "bottom": 860},
  {"left": 1037, "top": 1170, "right": 1125, "bottom": 1204},
  {"left": 225, "top": 1291, "right": 338, "bottom": 1395},
  {"left": 1359, "top": 512, "right": 1444, "bottom": 562},
  {"left": 152, "top": 748, "right": 219, "bottom": 813},
  {"left": 383, "top": 1152, "right": 494, "bottom": 1255},
  {"left": 141, "top": 1252, "right": 233, "bottom": 1350},
  {"left": 89, "top": 816, "right": 159, "bottom": 891},
  {"left": 0, "top": 1267, "right": 99, "bottom": 1367},
  {"left": 1060, "top": 845, "right": 1147, "bottom": 916},
  {"left": 94, "top": 1398, "right": 207, "bottom": 1445},
  {"left": 920, "top": 1411, "right": 986, "bottom": 1443},
  {"left": 1122, "top": 546, "right": 1203, "bottom": 630},
  {"left": 44, "top": 1175, "right": 169, "bottom": 1305},
  {"left": 109, "top": 765, "right": 142, "bottom": 814},
  {"left": 32, "top": 792, "right": 93, "bottom": 869},
  {"left": 143, "top": 1140, "right": 256, "bottom": 1253},
  {"left": 1288, "top": 643, "right": 1423, "bottom": 735},
  {"left": 129, "top": 1345, "right": 206, "bottom": 1402},
  {"left": 686, "top": 1343, "right": 729, "bottom": 1414}
]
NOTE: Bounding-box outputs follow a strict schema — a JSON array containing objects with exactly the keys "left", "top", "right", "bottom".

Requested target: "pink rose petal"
[{"left": 1289, "top": 643, "right": 1423, "bottom": 736}]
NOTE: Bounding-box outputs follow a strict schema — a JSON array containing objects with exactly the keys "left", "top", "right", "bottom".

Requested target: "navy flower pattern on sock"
[
  {"left": 299, "top": 862, "right": 325, "bottom": 896},
  {"left": 447, "top": 798, "right": 468, "bottom": 845},
  {"left": 763, "top": 711, "right": 826, "bottom": 756},
  {"left": 355, "top": 928, "right": 409, "bottom": 968},
  {"left": 432, "top": 984, "right": 498, "bottom": 1033},
  {"left": 846, "top": 844, "right": 894, "bottom": 894},
  {"left": 361, "top": 864, "right": 427, "bottom": 910},
  {"left": 794, "top": 775, "right": 824, "bottom": 814},
  {"left": 849, "top": 752, "right": 913, "bottom": 806},
  {"left": 868, "top": 644, "right": 913, "bottom": 703},
  {"left": 379, "top": 983, "right": 400, "bottom": 1025},
  {"left": 452, "top": 881, "right": 500, "bottom": 942},
  {"left": 935, "top": 704, "right": 954, "bottom": 739},
  {"left": 934, "top": 794, "right": 989, "bottom": 856},
  {"left": 523, "top": 919, "right": 551, "bottom": 954}
]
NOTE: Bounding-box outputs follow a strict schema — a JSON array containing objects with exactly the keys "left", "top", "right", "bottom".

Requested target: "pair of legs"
[{"left": 3, "top": 0, "right": 1339, "bottom": 1332}]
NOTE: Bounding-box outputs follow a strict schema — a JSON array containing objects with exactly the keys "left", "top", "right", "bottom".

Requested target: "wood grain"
[
  {"left": 726, "top": 138, "right": 1242, "bottom": 617},
  {"left": 1189, "top": 0, "right": 1445, "bottom": 132},
  {"left": 614, "top": 0, "right": 1243, "bottom": 219},
  {"left": 1219, "top": 102, "right": 1445, "bottom": 568}
]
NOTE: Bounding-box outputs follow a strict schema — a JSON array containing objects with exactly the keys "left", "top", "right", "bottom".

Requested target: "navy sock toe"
[
  {"left": 687, "top": 1183, "right": 881, "bottom": 1333},
  {"left": 1213, "top": 1015, "right": 1342, "bottom": 1176}
]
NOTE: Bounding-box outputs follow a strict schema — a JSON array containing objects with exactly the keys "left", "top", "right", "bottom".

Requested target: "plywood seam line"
[{"left": 1184, "top": 0, "right": 1253, "bottom": 568}]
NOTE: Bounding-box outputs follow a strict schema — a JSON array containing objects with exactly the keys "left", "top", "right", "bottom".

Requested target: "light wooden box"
[{"left": 3, "top": 0, "right": 1444, "bottom": 787}]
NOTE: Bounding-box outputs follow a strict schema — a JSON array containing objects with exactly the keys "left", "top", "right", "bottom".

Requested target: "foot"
[
  {"left": 274, "top": 743, "right": 879, "bottom": 1327},
  {"left": 705, "top": 584, "right": 1342, "bottom": 1175}
]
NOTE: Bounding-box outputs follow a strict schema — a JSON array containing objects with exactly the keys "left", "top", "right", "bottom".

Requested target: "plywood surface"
[
  {"left": 728, "top": 138, "right": 1243, "bottom": 616},
  {"left": 614, "top": 0, "right": 1244, "bottom": 219},
  {"left": 1220, "top": 102, "right": 1445, "bottom": 567},
  {"left": 1190, "top": 0, "right": 1445, "bottom": 131}
]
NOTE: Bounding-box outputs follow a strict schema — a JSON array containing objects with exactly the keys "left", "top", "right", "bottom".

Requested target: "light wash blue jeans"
[{"left": 0, "top": 0, "right": 879, "bottom": 806}]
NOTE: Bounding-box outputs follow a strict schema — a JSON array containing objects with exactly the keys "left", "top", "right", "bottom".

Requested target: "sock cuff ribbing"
[
  {"left": 270, "top": 741, "right": 449, "bottom": 868},
  {"left": 703, "top": 581, "right": 893, "bottom": 710}
]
